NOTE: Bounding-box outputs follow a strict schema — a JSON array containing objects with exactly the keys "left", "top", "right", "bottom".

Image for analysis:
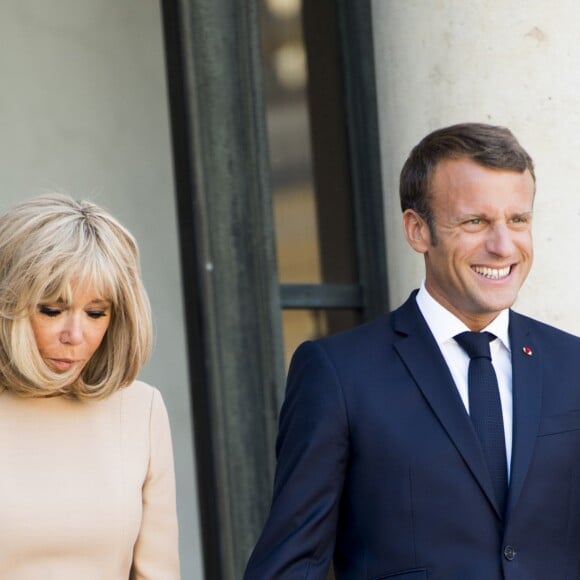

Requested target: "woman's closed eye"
[
  {"left": 38, "top": 305, "right": 62, "bottom": 317},
  {"left": 87, "top": 310, "right": 108, "bottom": 319}
]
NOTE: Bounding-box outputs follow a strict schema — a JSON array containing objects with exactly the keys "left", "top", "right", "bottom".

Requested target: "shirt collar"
[{"left": 415, "top": 280, "right": 511, "bottom": 352}]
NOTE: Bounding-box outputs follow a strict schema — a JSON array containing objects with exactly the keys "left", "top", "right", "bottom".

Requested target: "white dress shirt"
[{"left": 415, "top": 282, "right": 513, "bottom": 478}]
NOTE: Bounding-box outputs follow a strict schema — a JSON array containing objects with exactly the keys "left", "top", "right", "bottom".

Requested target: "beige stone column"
[{"left": 372, "top": 0, "right": 580, "bottom": 332}]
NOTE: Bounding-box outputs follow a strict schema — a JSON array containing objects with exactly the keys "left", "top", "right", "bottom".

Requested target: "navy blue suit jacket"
[{"left": 244, "top": 292, "right": 580, "bottom": 579}]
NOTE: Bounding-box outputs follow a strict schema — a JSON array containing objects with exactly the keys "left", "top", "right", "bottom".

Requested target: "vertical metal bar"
[
  {"left": 336, "top": 0, "right": 390, "bottom": 319},
  {"left": 161, "top": 0, "right": 284, "bottom": 578},
  {"left": 303, "top": 0, "right": 389, "bottom": 330},
  {"left": 302, "top": 0, "right": 361, "bottom": 335}
]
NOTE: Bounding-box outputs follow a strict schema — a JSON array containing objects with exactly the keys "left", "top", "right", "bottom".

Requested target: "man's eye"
[
  {"left": 39, "top": 306, "right": 61, "bottom": 317},
  {"left": 87, "top": 310, "right": 107, "bottom": 319}
]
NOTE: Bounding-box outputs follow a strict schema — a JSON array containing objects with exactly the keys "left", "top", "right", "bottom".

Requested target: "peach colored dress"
[{"left": 0, "top": 381, "right": 180, "bottom": 579}]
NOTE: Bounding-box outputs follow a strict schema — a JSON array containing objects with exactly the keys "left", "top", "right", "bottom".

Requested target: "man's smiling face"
[{"left": 414, "top": 157, "right": 534, "bottom": 330}]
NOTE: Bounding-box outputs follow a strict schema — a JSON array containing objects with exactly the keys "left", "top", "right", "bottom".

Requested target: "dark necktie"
[{"left": 454, "top": 331, "right": 508, "bottom": 513}]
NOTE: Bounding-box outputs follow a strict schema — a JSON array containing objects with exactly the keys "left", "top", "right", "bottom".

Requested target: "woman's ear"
[{"left": 402, "top": 209, "right": 431, "bottom": 253}]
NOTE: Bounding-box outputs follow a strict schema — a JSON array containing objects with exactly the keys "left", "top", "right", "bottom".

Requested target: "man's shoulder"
[
  {"left": 302, "top": 297, "right": 419, "bottom": 368},
  {"left": 307, "top": 292, "right": 420, "bottom": 356},
  {"left": 288, "top": 312, "right": 396, "bottom": 384},
  {"left": 511, "top": 309, "right": 580, "bottom": 345}
]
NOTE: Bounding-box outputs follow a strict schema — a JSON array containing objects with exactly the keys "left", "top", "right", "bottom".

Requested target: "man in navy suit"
[{"left": 244, "top": 123, "right": 580, "bottom": 579}]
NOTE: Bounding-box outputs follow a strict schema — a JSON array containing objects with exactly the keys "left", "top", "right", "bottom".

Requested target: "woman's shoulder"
[
  {"left": 121, "top": 380, "right": 158, "bottom": 400},
  {"left": 114, "top": 380, "right": 168, "bottom": 421}
]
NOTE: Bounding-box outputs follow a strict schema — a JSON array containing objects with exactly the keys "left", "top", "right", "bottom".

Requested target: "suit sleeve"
[
  {"left": 131, "top": 388, "right": 181, "bottom": 579},
  {"left": 244, "top": 340, "right": 350, "bottom": 579}
]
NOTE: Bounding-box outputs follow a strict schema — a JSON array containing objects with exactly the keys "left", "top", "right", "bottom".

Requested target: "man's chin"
[{"left": 475, "top": 295, "right": 519, "bottom": 315}]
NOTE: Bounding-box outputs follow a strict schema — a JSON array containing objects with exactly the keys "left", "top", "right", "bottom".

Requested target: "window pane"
[
  {"left": 259, "top": 0, "right": 322, "bottom": 284},
  {"left": 281, "top": 309, "right": 327, "bottom": 368}
]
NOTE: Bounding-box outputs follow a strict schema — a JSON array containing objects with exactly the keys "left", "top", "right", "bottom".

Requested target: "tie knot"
[{"left": 454, "top": 331, "right": 495, "bottom": 360}]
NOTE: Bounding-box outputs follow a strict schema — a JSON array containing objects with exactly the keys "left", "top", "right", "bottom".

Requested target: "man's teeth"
[{"left": 473, "top": 266, "right": 511, "bottom": 279}]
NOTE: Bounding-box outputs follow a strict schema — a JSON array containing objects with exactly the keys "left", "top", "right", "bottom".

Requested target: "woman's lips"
[{"left": 49, "top": 358, "right": 80, "bottom": 371}]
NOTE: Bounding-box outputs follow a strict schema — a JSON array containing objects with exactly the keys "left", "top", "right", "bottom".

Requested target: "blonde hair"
[{"left": 0, "top": 193, "right": 152, "bottom": 399}]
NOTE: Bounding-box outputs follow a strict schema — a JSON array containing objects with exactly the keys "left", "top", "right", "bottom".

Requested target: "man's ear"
[{"left": 402, "top": 209, "right": 431, "bottom": 253}]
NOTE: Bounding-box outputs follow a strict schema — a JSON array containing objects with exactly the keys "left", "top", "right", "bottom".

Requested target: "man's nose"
[{"left": 486, "top": 224, "right": 516, "bottom": 257}]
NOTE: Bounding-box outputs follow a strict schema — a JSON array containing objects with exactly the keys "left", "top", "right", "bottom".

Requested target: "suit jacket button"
[{"left": 504, "top": 545, "right": 517, "bottom": 561}]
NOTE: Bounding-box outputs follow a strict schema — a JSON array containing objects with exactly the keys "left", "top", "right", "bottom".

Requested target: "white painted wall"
[
  {"left": 372, "top": 0, "right": 580, "bottom": 333},
  {"left": 0, "top": 1, "right": 203, "bottom": 577}
]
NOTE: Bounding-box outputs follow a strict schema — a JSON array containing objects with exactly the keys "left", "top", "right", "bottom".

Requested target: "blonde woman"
[{"left": 0, "top": 194, "right": 180, "bottom": 579}]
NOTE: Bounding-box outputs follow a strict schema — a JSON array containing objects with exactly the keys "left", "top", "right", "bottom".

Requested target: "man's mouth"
[{"left": 472, "top": 265, "right": 511, "bottom": 280}]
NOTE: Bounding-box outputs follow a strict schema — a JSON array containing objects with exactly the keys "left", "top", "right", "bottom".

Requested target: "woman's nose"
[{"left": 59, "top": 316, "right": 83, "bottom": 345}]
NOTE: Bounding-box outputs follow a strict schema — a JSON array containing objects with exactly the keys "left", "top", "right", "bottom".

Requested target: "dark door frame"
[{"left": 161, "top": 0, "right": 387, "bottom": 578}]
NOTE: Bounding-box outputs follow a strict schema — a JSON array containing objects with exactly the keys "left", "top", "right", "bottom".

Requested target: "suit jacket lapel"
[
  {"left": 392, "top": 294, "right": 503, "bottom": 517},
  {"left": 506, "top": 311, "right": 543, "bottom": 519}
]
